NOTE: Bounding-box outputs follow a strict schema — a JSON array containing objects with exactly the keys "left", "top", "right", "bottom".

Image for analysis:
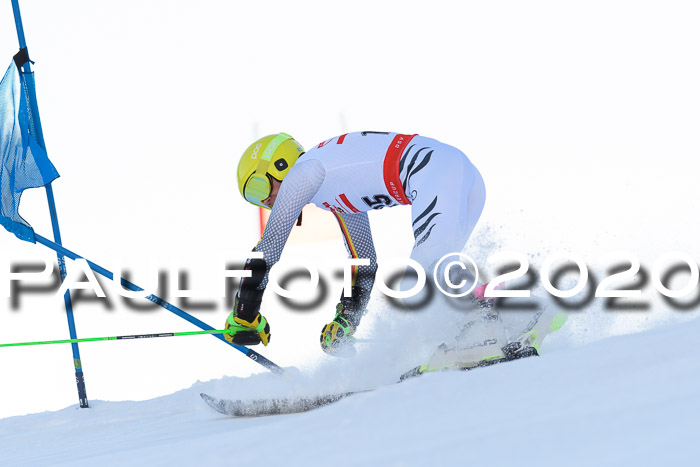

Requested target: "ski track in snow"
[{"left": 1, "top": 315, "right": 699, "bottom": 466}]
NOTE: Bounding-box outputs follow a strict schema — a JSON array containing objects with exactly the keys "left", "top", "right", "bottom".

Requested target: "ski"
[
  {"left": 398, "top": 342, "right": 539, "bottom": 380},
  {"left": 200, "top": 304, "right": 566, "bottom": 417},
  {"left": 200, "top": 390, "right": 372, "bottom": 417},
  {"left": 200, "top": 344, "right": 538, "bottom": 417}
]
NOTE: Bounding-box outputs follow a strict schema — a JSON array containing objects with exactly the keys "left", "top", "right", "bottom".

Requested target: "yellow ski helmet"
[{"left": 237, "top": 133, "right": 304, "bottom": 209}]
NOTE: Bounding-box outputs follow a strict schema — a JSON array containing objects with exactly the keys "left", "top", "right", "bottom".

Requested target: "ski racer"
[{"left": 224, "top": 131, "right": 492, "bottom": 356}]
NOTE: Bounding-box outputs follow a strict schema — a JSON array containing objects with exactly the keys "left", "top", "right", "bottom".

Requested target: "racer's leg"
[{"left": 399, "top": 138, "right": 486, "bottom": 307}]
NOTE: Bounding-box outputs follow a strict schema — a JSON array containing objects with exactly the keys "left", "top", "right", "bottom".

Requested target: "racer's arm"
[
  {"left": 333, "top": 211, "right": 378, "bottom": 311},
  {"left": 226, "top": 159, "right": 325, "bottom": 346},
  {"left": 255, "top": 158, "right": 326, "bottom": 287},
  {"left": 320, "top": 211, "right": 378, "bottom": 354}
]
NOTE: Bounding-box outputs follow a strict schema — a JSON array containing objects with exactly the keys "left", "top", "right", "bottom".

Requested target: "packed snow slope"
[
  {"left": 1, "top": 315, "right": 698, "bottom": 466},
  {"left": 2, "top": 0, "right": 700, "bottom": 424}
]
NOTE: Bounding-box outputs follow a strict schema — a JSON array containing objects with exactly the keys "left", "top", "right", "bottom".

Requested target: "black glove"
[{"left": 224, "top": 256, "right": 270, "bottom": 346}]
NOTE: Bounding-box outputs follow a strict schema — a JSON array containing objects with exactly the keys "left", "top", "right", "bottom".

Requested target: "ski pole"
[
  {"left": 32, "top": 234, "right": 285, "bottom": 376},
  {"left": 0, "top": 329, "right": 228, "bottom": 347}
]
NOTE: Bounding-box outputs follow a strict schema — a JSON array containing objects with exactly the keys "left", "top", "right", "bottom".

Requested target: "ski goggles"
[
  {"left": 243, "top": 133, "right": 293, "bottom": 209},
  {"left": 243, "top": 173, "right": 273, "bottom": 209}
]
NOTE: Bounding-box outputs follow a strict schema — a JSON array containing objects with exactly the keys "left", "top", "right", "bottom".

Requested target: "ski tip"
[
  {"left": 199, "top": 393, "right": 216, "bottom": 406},
  {"left": 200, "top": 393, "right": 232, "bottom": 416}
]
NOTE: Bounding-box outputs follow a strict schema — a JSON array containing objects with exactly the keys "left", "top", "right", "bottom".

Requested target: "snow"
[
  {"left": 1, "top": 0, "right": 700, "bottom": 465},
  {"left": 2, "top": 313, "right": 699, "bottom": 466}
]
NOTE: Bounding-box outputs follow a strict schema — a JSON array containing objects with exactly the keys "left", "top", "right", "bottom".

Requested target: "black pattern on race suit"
[
  {"left": 400, "top": 144, "right": 434, "bottom": 196},
  {"left": 399, "top": 144, "right": 441, "bottom": 245},
  {"left": 250, "top": 159, "right": 376, "bottom": 308}
]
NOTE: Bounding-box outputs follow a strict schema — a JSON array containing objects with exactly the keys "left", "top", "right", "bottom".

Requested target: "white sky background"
[{"left": 1, "top": 0, "right": 699, "bottom": 418}]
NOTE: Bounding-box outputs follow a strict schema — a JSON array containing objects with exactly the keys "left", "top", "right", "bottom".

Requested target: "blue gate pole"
[{"left": 11, "top": 0, "right": 89, "bottom": 408}]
